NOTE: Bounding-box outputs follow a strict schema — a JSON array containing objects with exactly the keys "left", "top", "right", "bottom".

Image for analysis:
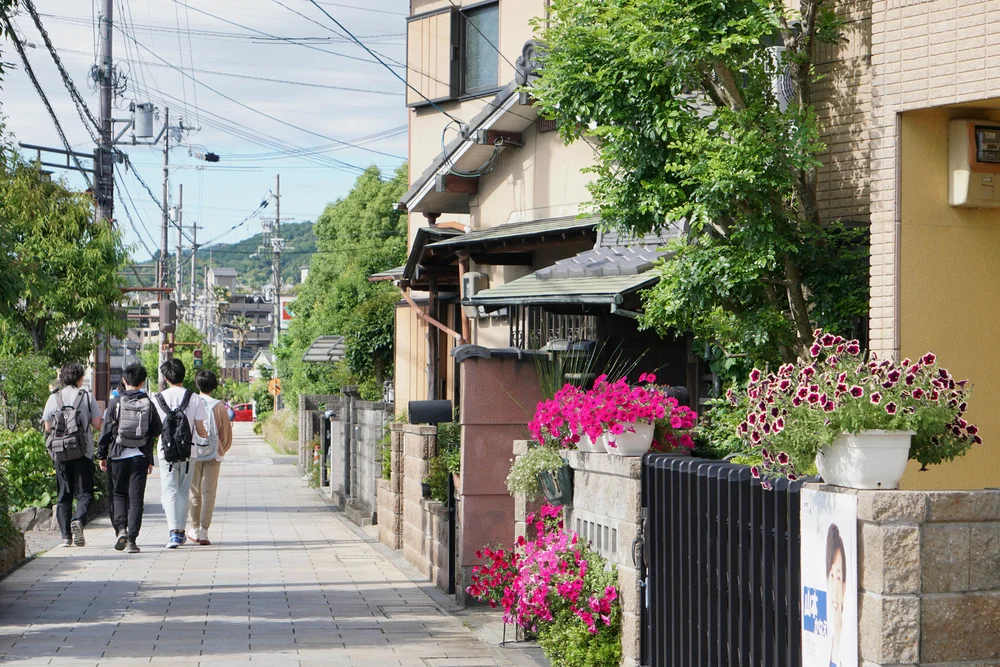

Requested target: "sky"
[{"left": 1, "top": 0, "right": 409, "bottom": 263}]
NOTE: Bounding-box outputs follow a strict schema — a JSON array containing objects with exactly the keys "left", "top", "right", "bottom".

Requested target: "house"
[{"left": 202, "top": 268, "right": 274, "bottom": 380}]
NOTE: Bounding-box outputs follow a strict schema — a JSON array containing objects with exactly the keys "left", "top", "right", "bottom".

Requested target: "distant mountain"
[{"left": 128, "top": 221, "right": 316, "bottom": 293}]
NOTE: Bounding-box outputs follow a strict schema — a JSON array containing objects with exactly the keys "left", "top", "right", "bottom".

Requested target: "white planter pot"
[
  {"left": 815, "top": 430, "right": 914, "bottom": 490},
  {"left": 576, "top": 433, "right": 604, "bottom": 453},
  {"left": 604, "top": 422, "right": 655, "bottom": 457}
]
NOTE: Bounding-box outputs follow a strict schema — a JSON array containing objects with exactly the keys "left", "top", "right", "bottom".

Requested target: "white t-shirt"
[
  {"left": 42, "top": 386, "right": 100, "bottom": 459},
  {"left": 152, "top": 386, "right": 207, "bottom": 460}
]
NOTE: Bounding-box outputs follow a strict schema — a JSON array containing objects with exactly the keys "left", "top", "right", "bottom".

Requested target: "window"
[{"left": 462, "top": 3, "right": 499, "bottom": 95}]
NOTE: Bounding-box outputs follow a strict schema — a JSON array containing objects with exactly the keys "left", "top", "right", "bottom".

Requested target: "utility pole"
[
  {"left": 158, "top": 107, "right": 171, "bottom": 390},
  {"left": 189, "top": 220, "right": 201, "bottom": 324},
  {"left": 93, "top": 0, "right": 115, "bottom": 403},
  {"left": 175, "top": 183, "right": 184, "bottom": 312},
  {"left": 274, "top": 173, "right": 282, "bottom": 344}
]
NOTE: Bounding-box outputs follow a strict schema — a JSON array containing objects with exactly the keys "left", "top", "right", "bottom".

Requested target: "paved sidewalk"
[{"left": 0, "top": 424, "right": 544, "bottom": 667}]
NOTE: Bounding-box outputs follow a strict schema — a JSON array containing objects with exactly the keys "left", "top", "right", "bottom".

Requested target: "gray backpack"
[
  {"left": 46, "top": 390, "right": 87, "bottom": 463},
  {"left": 116, "top": 393, "right": 152, "bottom": 449}
]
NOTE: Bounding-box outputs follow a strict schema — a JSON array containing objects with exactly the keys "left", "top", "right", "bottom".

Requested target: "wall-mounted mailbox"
[{"left": 949, "top": 119, "right": 1000, "bottom": 208}]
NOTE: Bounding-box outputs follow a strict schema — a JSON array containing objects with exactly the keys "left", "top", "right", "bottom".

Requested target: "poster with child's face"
[{"left": 800, "top": 488, "right": 858, "bottom": 667}]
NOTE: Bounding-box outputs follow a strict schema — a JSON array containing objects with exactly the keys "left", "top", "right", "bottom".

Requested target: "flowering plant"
[
  {"left": 528, "top": 373, "right": 697, "bottom": 451},
  {"left": 728, "top": 330, "right": 980, "bottom": 479},
  {"left": 467, "top": 505, "right": 622, "bottom": 666}
]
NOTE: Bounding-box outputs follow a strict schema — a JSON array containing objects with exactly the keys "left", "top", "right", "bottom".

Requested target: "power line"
[
  {"left": 314, "top": 2, "right": 407, "bottom": 16},
  {"left": 200, "top": 196, "right": 272, "bottom": 249},
  {"left": 21, "top": 0, "right": 101, "bottom": 140},
  {"left": 301, "top": 0, "right": 464, "bottom": 123},
  {"left": 115, "top": 23, "right": 407, "bottom": 163},
  {"left": 4, "top": 20, "right": 93, "bottom": 190},
  {"left": 445, "top": 0, "right": 517, "bottom": 73}
]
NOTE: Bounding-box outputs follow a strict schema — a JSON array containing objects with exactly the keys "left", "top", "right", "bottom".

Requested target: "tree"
[
  {"left": 230, "top": 315, "right": 251, "bottom": 369},
  {"left": 0, "top": 354, "right": 53, "bottom": 430},
  {"left": 532, "top": 0, "right": 869, "bottom": 371},
  {"left": 276, "top": 164, "right": 408, "bottom": 405},
  {"left": 141, "top": 323, "right": 220, "bottom": 394},
  {"left": 0, "top": 146, "right": 129, "bottom": 365}
]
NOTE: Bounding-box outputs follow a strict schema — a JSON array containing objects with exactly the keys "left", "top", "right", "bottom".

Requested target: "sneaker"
[
  {"left": 70, "top": 519, "right": 85, "bottom": 547},
  {"left": 59, "top": 538, "right": 72, "bottom": 547},
  {"left": 199, "top": 531, "right": 211, "bottom": 546},
  {"left": 126, "top": 540, "right": 140, "bottom": 554},
  {"left": 165, "top": 531, "right": 183, "bottom": 549},
  {"left": 188, "top": 531, "right": 201, "bottom": 545},
  {"left": 114, "top": 530, "right": 128, "bottom": 551}
]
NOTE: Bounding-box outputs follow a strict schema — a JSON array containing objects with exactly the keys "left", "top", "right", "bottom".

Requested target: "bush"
[
  {"left": 0, "top": 355, "right": 54, "bottom": 431},
  {"left": 0, "top": 429, "right": 56, "bottom": 511},
  {"left": 261, "top": 409, "right": 298, "bottom": 455},
  {"left": 506, "top": 446, "right": 566, "bottom": 500},
  {"left": 379, "top": 430, "right": 392, "bottom": 480},
  {"left": 424, "top": 421, "right": 461, "bottom": 502}
]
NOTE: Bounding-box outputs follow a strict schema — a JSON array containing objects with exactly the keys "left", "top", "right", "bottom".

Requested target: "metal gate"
[{"left": 639, "top": 455, "right": 805, "bottom": 666}]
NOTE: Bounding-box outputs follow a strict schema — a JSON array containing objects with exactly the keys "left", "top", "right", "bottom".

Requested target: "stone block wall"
[
  {"left": 349, "top": 400, "right": 391, "bottom": 525},
  {"left": 377, "top": 425, "right": 404, "bottom": 549},
  {"left": 563, "top": 450, "right": 644, "bottom": 667},
  {"left": 815, "top": 484, "right": 1000, "bottom": 665},
  {"left": 298, "top": 394, "right": 341, "bottom": 469},
  {"left": 400, "top": 424, "right": 442, "bottom": 574},
  {"left": 0, "top": 532, "right": 25, "bottom": 578}
]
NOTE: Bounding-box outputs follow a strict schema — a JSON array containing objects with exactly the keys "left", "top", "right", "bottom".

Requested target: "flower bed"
[{"left": 467, "top": 505, "right": 622, "bottom": 667}]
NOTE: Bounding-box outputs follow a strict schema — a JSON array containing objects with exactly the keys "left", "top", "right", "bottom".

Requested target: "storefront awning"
[
  {"left": 301, "top": 336, "right": 346, "bottom": 363},
  {"left": 469, "top": 272, "right": 659, "bottom": 307}
]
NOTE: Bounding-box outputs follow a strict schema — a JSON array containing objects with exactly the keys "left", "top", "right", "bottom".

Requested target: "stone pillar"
[
  {"left": 813, "top": 485, "right": 1000, "bottom": 665},
  {"left": 377, "top": 424, "right": 404, "bottom": 549},
  {"left": 401, "top": 423, "right": 437, "bottom": 575},
  {"left": 564, "top": 450, "right": 644, "bottom": 667}
]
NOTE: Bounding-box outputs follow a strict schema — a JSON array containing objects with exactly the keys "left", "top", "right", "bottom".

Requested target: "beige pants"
[{"left": 189, "top": 460, "right": 222, "bottom": 530}]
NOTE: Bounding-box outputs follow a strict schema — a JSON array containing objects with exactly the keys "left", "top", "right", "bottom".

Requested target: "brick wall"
[
  {"left": 814, "top": 0, "right": 874, "bottom": 225},
  {"left": 817, "top": 484, "right": 1000, "bottom": 665}
]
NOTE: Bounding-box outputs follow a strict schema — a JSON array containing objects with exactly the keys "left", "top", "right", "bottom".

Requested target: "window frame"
[{"left": 459, "top": 0, "right": 501, "bottom": 97}]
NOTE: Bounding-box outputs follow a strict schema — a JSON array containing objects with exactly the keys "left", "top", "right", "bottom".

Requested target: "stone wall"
[
  {"left": 563, "top": 450, "right": 644, "bottom": 667},
  {"left": 377, "top": 425, "right": 404, "bottom": 549},
  {"left": 322, "top": 392, "right": 391, "bottom": 526},
  {"left": 298, "top": 394, "right": 342, "bottom": 469},
  {"left": 815, "top": 484, "right": 1000, "bottom": 665},
  {"left": 0, "top": 532, "right": 25, "bottom": 578}
]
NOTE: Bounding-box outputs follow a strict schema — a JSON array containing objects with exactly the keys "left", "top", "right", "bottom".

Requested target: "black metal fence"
[{"left": 640, "top": 455, "right": 805, "bottom": 666}]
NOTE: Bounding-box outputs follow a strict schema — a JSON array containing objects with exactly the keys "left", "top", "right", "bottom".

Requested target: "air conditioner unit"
[
  {"left": 767, "top": 46, "right": 795, "bottom": 112},
  {"left": 461, "top": 272, "right": 488, "bottom": 318},
  {"left": 949, "top": 119, "right": 1000, "bottom": 208}
]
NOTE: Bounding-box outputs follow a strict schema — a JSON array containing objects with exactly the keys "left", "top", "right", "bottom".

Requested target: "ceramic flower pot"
[
  {"left": 815, "top": 430, "right": 914, "bottom": 489},
  {"left": 576, "top": 433, "right": 604, "bottom": 453},
  {"left": 537, "top": 464, "right": 573, "bottom": 505},
  {"left": 603, "top": 422, "right": 655, "bottom": 456}
]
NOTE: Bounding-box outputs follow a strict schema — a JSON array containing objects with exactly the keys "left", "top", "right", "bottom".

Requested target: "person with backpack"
[
  {"left": 153, "top": 359, "right": 208, "bottom": 550},
  {"left": 97, "top": 363, "right": 162, "bottom": 554},
  {"left": 188, "top": 370, "right": 233, "bottom": 545},
  {"left": 42, "top": 363, "right": 103, "bottom": 547}
]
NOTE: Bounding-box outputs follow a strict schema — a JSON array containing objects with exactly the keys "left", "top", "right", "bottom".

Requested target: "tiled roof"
[{"left": 426, "top": 215, "right": 599, "bottom": 249}]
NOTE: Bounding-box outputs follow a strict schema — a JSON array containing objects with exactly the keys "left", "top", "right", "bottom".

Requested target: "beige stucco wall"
[{"left": 896, "top": 105, "right": 1000, "bottom": 490}]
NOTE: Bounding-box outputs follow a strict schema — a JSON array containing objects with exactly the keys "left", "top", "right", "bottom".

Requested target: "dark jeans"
[
  {"left": 110, "top": 456, "right": 148, "bottom": 540},
  {"left": 55, "top": 457, "right": 94, "bottom": 538}
]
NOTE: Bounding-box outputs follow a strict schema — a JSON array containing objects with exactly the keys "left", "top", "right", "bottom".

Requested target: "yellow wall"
[{"left": 899, "top": 105, "right": 1000, "bottom": 490}]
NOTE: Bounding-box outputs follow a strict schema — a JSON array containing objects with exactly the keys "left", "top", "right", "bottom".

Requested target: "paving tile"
[{"left": 0, "top": 425, "right": 543, "bottom": 667}]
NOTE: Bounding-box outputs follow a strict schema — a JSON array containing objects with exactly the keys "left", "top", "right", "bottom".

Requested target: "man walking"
[
  {"left": 97, "top": 363, "right": 161, "bottom": 554},
  {"left": 153, "top": 359, "right": 208, "bottom": 549},
  {"left": 189, "top": 370, "right": 232, "bottom": 545},
  {"left": 42, "top": 363, "right": 102, "bottom": 547}
]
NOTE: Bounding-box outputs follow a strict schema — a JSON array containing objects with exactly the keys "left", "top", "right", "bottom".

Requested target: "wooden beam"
[
  {"left": 476, "top": 129, "right": 524, "bottom": 147},
  {"left": 470, "top": 252, "right": 533, "bottom": 265},
  {"left": 435, "top": 173, "right": 479, "bottom": 195}
]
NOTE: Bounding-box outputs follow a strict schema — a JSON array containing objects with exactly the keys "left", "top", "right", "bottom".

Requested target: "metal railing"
[{"left": 640, "top": 455, "right": 805, "bottom": 666}]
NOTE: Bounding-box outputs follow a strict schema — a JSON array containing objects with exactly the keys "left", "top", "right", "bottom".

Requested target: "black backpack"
[
  {"left": 155, "top": 390, "right": 193, "bottom": 465},
  {"left": 46, "top": 389, "right": 88, "bottom": 463}
]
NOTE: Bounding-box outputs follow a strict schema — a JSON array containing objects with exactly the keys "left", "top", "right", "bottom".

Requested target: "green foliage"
[
  {"left": 253, "top": 420, "right": 263, "bottom": 436},
  {"left": 276, "top": 165, "right": 408, "bottom": 407},
  {"left": 0, "top": 146, "right": 129, "bottom": 365},
  {"left": 535, "top": 551, "right": 623, "bottom": 667},
  {"left": 220, "top": 379, "right": 252, "bottom": 404},
  {"left": 379, "top": 430, "right": 392, "bottom": 480},
  {"left": 251, "top": 366, "right": 275, "bottom": 418},
  {"left": 0, "top": 429, "right": 56, "bottom": 511},
  {"left": 261, "top": 408, "right": 298, "bottom": 455},
  {"left": 141, "top": 324, "right": 220, "bottom": 393},
  {"left": 425, "top": 421, "right": 461, "bottom": 502},
  {"left": 692, "top": 399, "right": 749, "bottom": 460},
  {"left": 0, "top": 355, "right": 54, "bottom": 430},
  {"left": 532, "top": 0, "right": 869, "bottom": 374},
  {"left": 506, "top": 446, "right": 567, "bottom": 500}
]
